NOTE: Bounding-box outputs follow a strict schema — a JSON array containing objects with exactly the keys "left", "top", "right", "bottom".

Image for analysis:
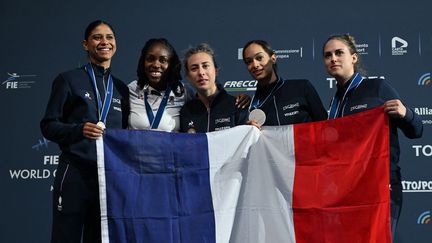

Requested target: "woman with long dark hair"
[
  {"left": 41, "top": 20, "right": 129, "bottom": 243},
  {"left": 242, "top": 40, "right": 327, "bottom": 127}
]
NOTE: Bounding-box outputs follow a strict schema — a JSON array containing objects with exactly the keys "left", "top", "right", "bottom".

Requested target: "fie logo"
[
  {"left": 2, "top": 72, "right": 36, "bottom": 89},
  {"left": 32, "top": 137, "right": 50, "bottom": 151},
  {"left": 2, "top": 73, "right": 20, "bottom": 89}
]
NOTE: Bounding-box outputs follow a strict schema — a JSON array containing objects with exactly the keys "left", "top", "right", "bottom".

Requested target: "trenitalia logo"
[
  {"left": 223, "top": 80, "right": 257, "bottom": 92},
  {"left": 391, "top": 37, "right": 408, "bottom": 55}
]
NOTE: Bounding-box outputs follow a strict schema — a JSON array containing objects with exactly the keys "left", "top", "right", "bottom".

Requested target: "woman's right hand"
[
  {"left": 83, "top": 122, "right": 104, "bottom": 139},
  {"left": 246, "top": 119, "right": 262, "bottom": 130}
]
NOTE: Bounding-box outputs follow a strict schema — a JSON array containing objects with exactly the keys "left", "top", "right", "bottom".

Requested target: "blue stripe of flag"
[{"left": 102, "top": 129, "right": 216, "bottom": 243}]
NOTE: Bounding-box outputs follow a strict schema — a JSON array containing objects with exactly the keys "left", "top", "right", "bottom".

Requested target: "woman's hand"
[
  {"left": 246, "top": 119, "right": 262, "bottom": 129},
  {"left": 83, "top": 122, "right": 104, "bottom": 139},
  {"left": 235, "top": 94, "right": 251, "bottom": 109},
  {"left": 383, "top": 99, "right": 406, "bottom": 118}
]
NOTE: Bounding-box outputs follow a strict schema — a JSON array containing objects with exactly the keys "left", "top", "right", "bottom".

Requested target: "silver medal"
[
  {"left": 96, "top": 121, "right": 106, "bottom": 130},
  {"left": 249, "top": 109, "right": 266, "bottom": 126}
]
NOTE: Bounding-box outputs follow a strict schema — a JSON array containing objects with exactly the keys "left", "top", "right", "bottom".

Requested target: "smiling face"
[
  {"left": 143, "top": 43, "right": 171, "bottom": 89},
  {"left": 82, "top": 24, "right": 116, "bottom": 69},
  {"left": 323, "top": 39, "right": 358, "bottom": 85},
  {"left": 243, "top": 43, "right": 277, "bottom": 85},
  {"left": 186, "top": 52, "right": 217, "bottom": 96}
]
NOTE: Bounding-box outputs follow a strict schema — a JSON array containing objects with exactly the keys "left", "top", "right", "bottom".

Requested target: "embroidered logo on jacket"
[
  {"left": 215, "top": 117, "right": 231, "bottom": 124},
  {"left": 84, "top": 92, "right": 92, "bottom": 100},
  {"left": 350, "top": 104, "right": 368, "bottom": 111},
  {"left": 282, "top": 102, "right": 300, "bottom": 111}
]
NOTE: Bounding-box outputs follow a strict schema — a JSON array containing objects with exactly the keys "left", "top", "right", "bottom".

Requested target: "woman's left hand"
[
  {"left": 246, "top": 119, "right": 262, "bottom": 129},
  {"left": 235, "top": 94, "right": 251, "bottom": 109},
  {"left": 384, "top": 99, "right": 406, "bottom": 118}
]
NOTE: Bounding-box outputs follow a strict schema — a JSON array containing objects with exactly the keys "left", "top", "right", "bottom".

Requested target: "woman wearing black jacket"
[
  {"left": 322, "top": 34, "right": 423, "bottom": 237},
  {"left": 180, "top": 43, "right": 248, "bottom": 133},
  {"left": 242, "top": 40, "right": 327, "bottom": 127},
  {"left": 40, "top": 20, "right": 129, "bottom": 243}
]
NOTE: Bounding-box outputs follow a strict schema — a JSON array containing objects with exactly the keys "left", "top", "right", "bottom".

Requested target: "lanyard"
[
  {"left": 144, "top": 86, "right": 171, "bottom": 129},
  {"left": 85, "top": 63, "right": 113, "bottom": 123},
  {"left": 249, "top": 77, "right": 285, "bottom": 111},
  {"left": 328, "top": 73, "right": 364, "bottom": 119}
]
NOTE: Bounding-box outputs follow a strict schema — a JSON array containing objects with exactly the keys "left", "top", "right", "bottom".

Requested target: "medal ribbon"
[
  {"left": 85, "top": 63, "right": 113, "bottom": 123},
  {"left": 144, "top": 86, "right": 172, "bottom": 129},
  {"left": 328, "top": 73, "right": 364, "bottom": 119},
  {"left": 249, "top": 77, "right": 285, "bottom": 111}
]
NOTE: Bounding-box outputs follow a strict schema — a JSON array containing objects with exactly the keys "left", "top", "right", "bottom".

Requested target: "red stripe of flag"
[{"left": 293, "top": 107, "right": 391, "bottom": 243}]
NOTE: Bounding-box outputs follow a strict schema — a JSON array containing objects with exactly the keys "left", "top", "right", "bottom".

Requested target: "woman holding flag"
[
  {"left": 322, "top": 33, "right": 423, "bottom": 237},
  {"left": 242, "top": 40, "right": 327, "bottom": 127},
  {"left": 180, "top": 43, "right": 249, "bottom": 133},
  {"left": 128, "top": 38, "right": 193, "bottom": 131},
  {"left": 40, "top": 20, "right": 129, "bottom": 243},
  {"left": 129, "top": 38, "right": 250, "bottom": 132}
]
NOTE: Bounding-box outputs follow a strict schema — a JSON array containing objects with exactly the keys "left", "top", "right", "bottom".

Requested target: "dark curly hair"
[{"left": 136, "top": 38, "right": 182, "bottom": 91}]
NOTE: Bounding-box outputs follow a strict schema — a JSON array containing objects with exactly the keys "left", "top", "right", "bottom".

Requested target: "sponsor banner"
[
  {"left": 2, "top": 72, "right": 36, "bottom": 89},
  {"left": 238, "top": 47, "right": 303, "bottom": 60},
  {"left": 391, "top": 36, "right": 408, "bottom": 56},
  {"left": 326, "top": 75, "right": 385, "bottom": 89},
  {"left": 9, "top": 137, "right": 58, "bottom": 181},
  {"left": 223, "top": 79, "right": 257, "bottom": 92},
  {"left": 414, "top": 106, "right": 432, "bottom": 125},
  {"left": 9, "top": 155, "right": 59, "bottom": 180},
  {"left": 417, "top": 210, "right": 431, "bottom": 224},
  {"left": 402, "top": 180, "right": 432, "bottom": 192},
  {"left": 418, "top": 73, "right": 431, "bottom": 86},
  {"left": 412, "top": 145, "right": 432, "bottom": 157},
  {"left": 356, "top": 42, "right": 370, "bottom": 55}
]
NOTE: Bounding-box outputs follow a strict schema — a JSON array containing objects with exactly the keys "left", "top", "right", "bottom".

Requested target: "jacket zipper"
[
  {"left": 57, "top": 163, "right": 70, "bottom": 211},
  {"left": 207, "top": 107, "right": 211, "bottom": 132},
  {"left": 273, "top": 96, "right": 281, "bottom": 125}
]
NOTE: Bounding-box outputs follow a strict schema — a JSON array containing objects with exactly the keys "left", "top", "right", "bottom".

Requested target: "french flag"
[{"left": 97, "top": 107, "right": 391, "bottom": 243}]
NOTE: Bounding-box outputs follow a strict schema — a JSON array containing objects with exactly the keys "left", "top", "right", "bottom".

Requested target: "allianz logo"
[{"left": 414, "top": 107, "right": 432, "bottom": 116}]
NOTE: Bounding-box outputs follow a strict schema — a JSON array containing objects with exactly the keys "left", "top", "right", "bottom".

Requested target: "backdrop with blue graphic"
[{"left": 1, "top": 1, "right": 430, "bottom": 242}]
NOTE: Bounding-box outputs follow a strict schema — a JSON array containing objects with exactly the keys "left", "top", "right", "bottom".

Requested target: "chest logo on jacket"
[
  {"left": 215, "top": 117, "right": 231, "bottom": 124},
  {"left": 350, "top": 104, "right": 368, "bottom": 112},
  {"left": 187, "top": 120, "right": 197, "bottom": 133},
  {"left": 112, "top": 98, "right": 121, "bottom": 104},
  {"left": 283, "top": 102, "right": 300, "bottom": 111},
  {"left": 284, "top": 110, "right": 299, "bottom": 117},
  {"left": 282, "top": 102, "right": 300, "bottom": 117},
  {"left": 84, "top": 91, "right": 92, "bottom": 100}
]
